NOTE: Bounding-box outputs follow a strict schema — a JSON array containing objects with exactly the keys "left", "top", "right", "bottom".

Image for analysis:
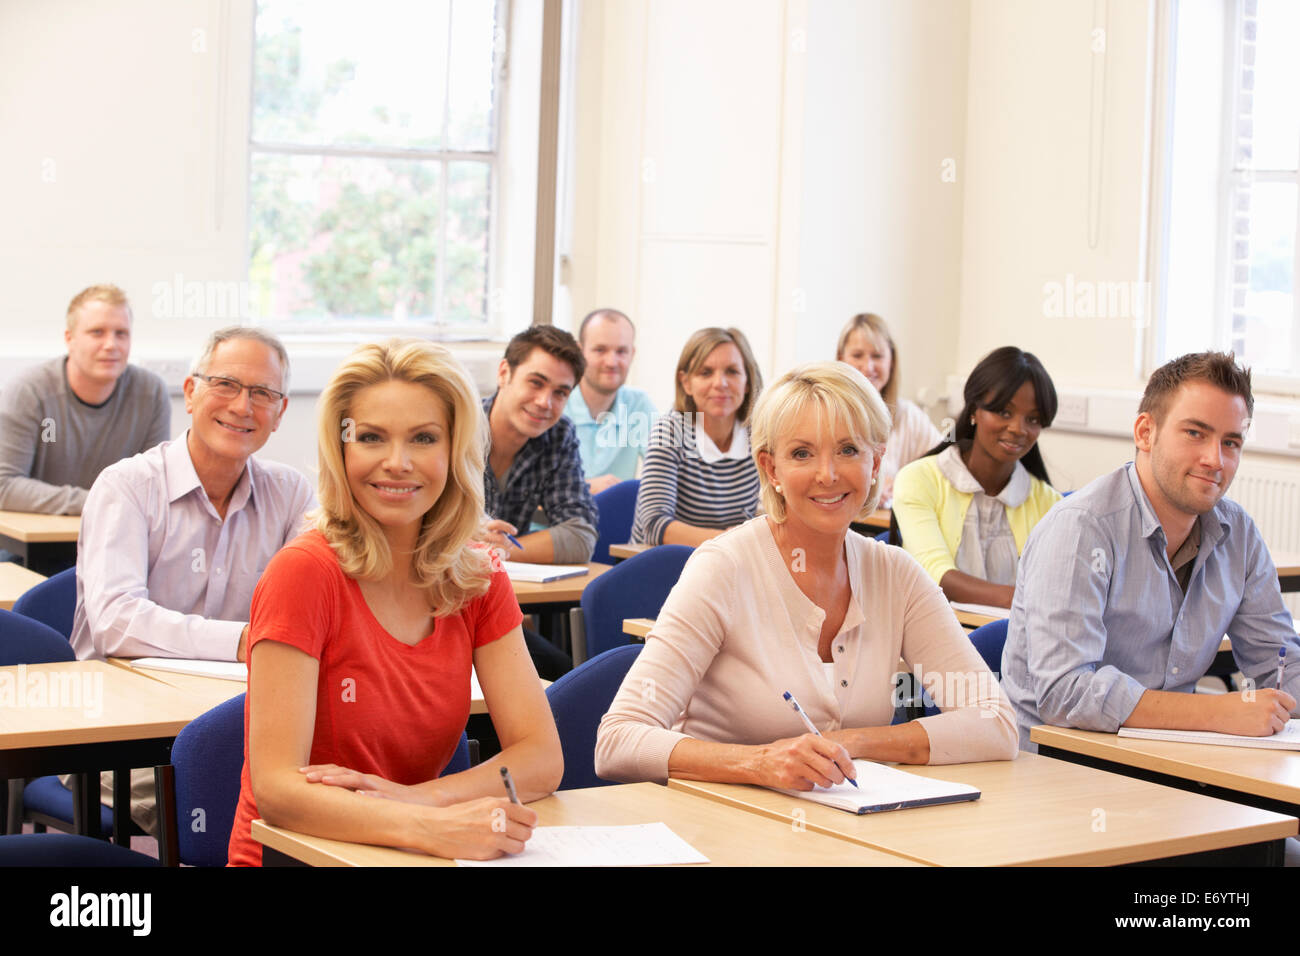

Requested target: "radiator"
[{"left": 1228, "top": 461, "right": 1300, "bottom": 619}]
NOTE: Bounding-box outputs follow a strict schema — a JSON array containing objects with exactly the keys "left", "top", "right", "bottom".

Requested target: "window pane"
[
  {"left": 253, "top": 0, "right": 450, "bottom": 149},
  {"left": 444, "top": 162, "right": 492, "bottom": 323},
  {"left": 447, "top": 0, "right": 499, "bottom": 151},
  {"left": 1245, "top": 0, "right": 1300, "bottom": 170},
  {"left": 1233, "top": 181, "right": 1296, "bottom": 373},
  {"left": 249, "top": 154, "right": 444, "bottom": 322}
]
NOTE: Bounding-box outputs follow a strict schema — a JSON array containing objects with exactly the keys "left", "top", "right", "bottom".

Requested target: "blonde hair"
[
  {"left": 313, "top": 339, "right": 492, "bottom": 615},
  {"left": 673, "top": 327, "right": 763, "bottom": 424},
  {"left": 835, "top": 313, "right": 898, "bottom": 409},
  {"left": 750, "top": 361, "right": 892, "bottom": 523},
  {"left": 66, "top": 284, "right": 131, "bottom": 331}
]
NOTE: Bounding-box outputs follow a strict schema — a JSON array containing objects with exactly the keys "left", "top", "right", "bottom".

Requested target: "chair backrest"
[
  {"left": 545, "top": 644, "right": 642, "bottom": 790},
  {"left": 579, "top": 544, "right": 693, "bottom": 659},
  {"left": 12, "top": 567, "right": 76, "bottom": 639},
  {"left": 590, "top": 479, "right": 640, "bottom": 565},
  {"left": 0, "top": 608, "right": 75, "bottom": 666},
  {"left": 171, "top": 693, "right": 246, "bottom": 867},
  {"left": 442, "top": 731, "right": 472, "bottom": 776},
  {"left": 968, "top": 618, "right": 1009, "bottom": 677},
  {"left": 0, "top": 833, "right": 158, "bottom": 867}
]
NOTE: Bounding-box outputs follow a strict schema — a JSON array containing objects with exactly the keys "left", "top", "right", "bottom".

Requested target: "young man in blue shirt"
[
  {"left": 1004, "top": 351, "right": 1299, "bottom": 751},
  {"left": 564, "top": 309, "right": 657, "bottom": 495}
]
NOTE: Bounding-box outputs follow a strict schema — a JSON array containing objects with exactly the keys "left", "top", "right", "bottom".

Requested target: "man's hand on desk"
[{"left": 476, "top": 519, "right": 522, "bottom": 562}]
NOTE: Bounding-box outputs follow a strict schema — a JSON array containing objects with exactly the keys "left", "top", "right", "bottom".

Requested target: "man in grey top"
[{"left": 0, "top": 284, "right": 170, "bottom": 515}]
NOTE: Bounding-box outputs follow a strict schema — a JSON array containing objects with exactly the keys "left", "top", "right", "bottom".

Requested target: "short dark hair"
[
  {"left": 577, "top": 308, "right": 634, "bottom": 345},
  {"left": 502, "top": 325, "right": 585, "bottom": 383},
  {"left": 1139, "top": 351, "right": 1254, "bottom": 423}
]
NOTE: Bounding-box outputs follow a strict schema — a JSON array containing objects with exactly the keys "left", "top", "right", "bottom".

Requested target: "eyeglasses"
[{"left": 193, "top": 374, "right": 285, "bottom": 409}]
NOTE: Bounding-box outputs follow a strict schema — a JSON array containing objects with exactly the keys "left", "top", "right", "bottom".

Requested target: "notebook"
[
  {"left": 502, "top": 561, "right": 588, "bottom": 583},
  {"left": 129, "top": 658, "right": 248, "bottom": 682},
  {"left": 769, "top": 759, "right": 981, "bottom": 814},
  {"left": 1118, "top": 719, "right": 1300, "bottom": 751}
]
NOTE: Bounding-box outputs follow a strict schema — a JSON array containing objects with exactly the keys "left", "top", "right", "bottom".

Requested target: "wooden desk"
[
  {"left": 510, "top": 563, "right": 611, "bottom": 608},
  {"left": 623, "top": 617, "right": 653, "bottom": 641},
  {"left": 106, "top": 658, "right": 245, "bottom": 712},
  {"left": 0, "top": 660, "right": 233, "bottom": 844},
  {"left": 0, "top": 563, "right": 46, "bottom": 610},
  {"left": 0, "top": 511, "right": 80, "bottom": 566},
  {"left": 1033, "top": 724, "right": 1300, "bottom": 820},
  {"left": 253, "top": 781, "right": 923, "bottom": 866},
  {"left": 954, "top": 608, "right": 1000, "bottom": 629},
  {"left": 669, "top": 752, "right": 1296, "bottom": 866},
  {"left": 861, "top": 508, "right": 890, "bottom": 531},
  {"left": 608, "top": 543, "right": 651, "bottom": 562}
]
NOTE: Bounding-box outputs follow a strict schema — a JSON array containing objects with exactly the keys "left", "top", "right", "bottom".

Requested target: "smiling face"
[
  {"left": 680, "top": 342, "right": 748, "bottom": 426},
  {"left": 183, "top": 338, "right": 286, "bottom": 467},
  {"left": 760, "top": 404, "right": 878, "bottom": 540},
  {"left": 970, "top": 380, "right": 1043, "bottom": 466},
  {"left": 64, "top": 300, "right": 131, "bottom": 393},
  {"left": 1137, "top": 380, "right": 1247, "bottom": 518},
  {"left": 581, "top": 314, "right": 635, "bottom": 397},
  {"left": 494, "top": 347, "right": 577, "bottom": 441},
  {"left": 345, "top": 380, "right": 450, "bottom": 542},
  {"left": 840, "top": 329, "right": 892, "bottom": 395}
]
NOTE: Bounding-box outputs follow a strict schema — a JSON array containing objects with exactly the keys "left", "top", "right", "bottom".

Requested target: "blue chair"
[
  {"left": 591, "top": 479, "right": 640, "bottom": 565},
  {"left": 545, "top": 645, "right": 642, "bottom": 790},
  {"left": 443, "top": 731, "right": 473, "bottom": 776},
  {"left": 0, "top": 610, "right": 114, "bottom": 837},
  {"left": 968, "top": 618, "right": 1009, "bottom": 677},
  {"left": 12, "top": 567, "right": 76, "bottom": 639},
  {"left": 161, "top": 693, "right": 246, "bottom": 867},
  {"left": 579, "top": 545, "right": 693, "bottom": 660},
  {"left": 0, "top": 833, "right": 157, "bottom": 866}
]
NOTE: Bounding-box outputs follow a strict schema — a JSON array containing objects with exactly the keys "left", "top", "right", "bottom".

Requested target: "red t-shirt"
[{"left": 227, "top": 530, "right": 522, "bottom": 866}]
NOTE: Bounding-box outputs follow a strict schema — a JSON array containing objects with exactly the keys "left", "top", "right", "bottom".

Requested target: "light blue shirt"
[
  {"left": 1003, "top": 462, "right": 1300, "bottom": 751},
  {"left": 565, "top": 385, "right": 657, "bottom": 482}
]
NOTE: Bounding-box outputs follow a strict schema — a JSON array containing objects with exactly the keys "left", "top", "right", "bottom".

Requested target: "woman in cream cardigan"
[
  {"left": 892, "top": 346, "right": 1062, "bottom": 610},
  {"left": 596, "top": 362, "right": 1017, "bottom": 791}
]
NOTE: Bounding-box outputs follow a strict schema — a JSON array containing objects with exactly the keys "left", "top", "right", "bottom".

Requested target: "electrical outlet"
[{"left": 1055, "top": 393, "right": 1089, "bottom": 427}]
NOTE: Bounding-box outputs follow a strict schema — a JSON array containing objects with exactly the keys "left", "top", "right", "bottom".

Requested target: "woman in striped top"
[{"left": 631, "top": 327, "right": 763, "bottom": 545}]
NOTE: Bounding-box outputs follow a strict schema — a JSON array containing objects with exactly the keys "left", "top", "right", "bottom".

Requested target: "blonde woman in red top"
[{"left": 227, "top": 340, "right": 562, "bottom": 865}]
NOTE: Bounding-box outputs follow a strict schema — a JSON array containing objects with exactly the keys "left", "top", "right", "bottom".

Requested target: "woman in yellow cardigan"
[{"left": 892, "top": 347, "right": 1062, "bottom": 609}]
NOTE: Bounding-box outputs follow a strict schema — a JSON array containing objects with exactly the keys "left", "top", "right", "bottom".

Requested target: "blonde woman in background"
[{"left": 836, "top": 313, "right": 942, "bottom": 507}]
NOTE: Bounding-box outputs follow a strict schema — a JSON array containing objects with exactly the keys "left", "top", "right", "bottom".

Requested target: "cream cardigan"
[{"left": 594, "top": 517, "right": 1018, "bottom": 784}]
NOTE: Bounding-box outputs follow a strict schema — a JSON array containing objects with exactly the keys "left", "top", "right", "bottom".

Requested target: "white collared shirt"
[
  {"left": 70, "top": 432, "right": 315, "bottom": 661},
  {"left": 694, "top": 416, "right": 750, "bottom": 463},
  {"left": 935, "top": 445, "right": 1030, "bottom": 585}
]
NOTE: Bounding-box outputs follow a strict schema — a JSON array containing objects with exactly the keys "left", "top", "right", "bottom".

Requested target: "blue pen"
[
  {"left": 504, "top": 532, "right": 524, "bottom": 550},
  {"left": 783, "top": 691, "right": 858, "bottom": 789},
  {"left": 1278, "top": 647, "right": 1286, "bottom": 691}
]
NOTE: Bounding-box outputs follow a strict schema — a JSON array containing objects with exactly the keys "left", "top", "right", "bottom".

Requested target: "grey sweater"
[{"left": 0, "top": 357, "right": 171, "bottom": 514}]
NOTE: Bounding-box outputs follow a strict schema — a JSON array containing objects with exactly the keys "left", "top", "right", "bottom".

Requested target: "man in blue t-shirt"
[{"left": 564, "top": 308, "right": 657, "bottom": 495}]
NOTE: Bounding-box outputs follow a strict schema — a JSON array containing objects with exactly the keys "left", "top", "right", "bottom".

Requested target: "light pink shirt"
[
  {"left": 70, "top": 433, "right": 315, "bottom": 661},
  {"left": 595, "top": 517, "right": 1018, "bottom": 783}
]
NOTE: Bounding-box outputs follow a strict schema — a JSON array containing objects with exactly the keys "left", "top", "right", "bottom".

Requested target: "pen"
[
  {"left": 1278, "top": 648, "right": 1286, "bottom": 691},
  {"left": 500, "top": 766, "right": 521, "bottom": 804},
  {"left": 782, "top": 691, "right": 858, "bottom": 789},
  {"left": 503, "top": 532, "right": 524, "bottom": 550}
]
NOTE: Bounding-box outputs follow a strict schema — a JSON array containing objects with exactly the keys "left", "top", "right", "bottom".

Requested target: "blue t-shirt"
[{"left": 565, "top": 386, "right": 657, "bottom": 482}]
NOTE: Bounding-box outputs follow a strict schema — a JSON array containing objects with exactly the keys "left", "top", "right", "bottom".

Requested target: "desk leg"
[
  {"left": 72, "top": 772, "right": 101, "bottom": 840},
  {"left": 111, "top": 768, "right": 130, "bottom": 846},
  {"left": 155, "top": 764, "right": 179, "bottom": 867}
]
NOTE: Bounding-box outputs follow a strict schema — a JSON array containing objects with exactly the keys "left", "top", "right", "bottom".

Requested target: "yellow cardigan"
[{"left": 891, "top": 454, "right": 1062, "bottom": 586}]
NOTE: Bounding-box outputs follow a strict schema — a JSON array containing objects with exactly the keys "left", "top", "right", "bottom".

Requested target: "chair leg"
[
  {"left": 569, "top": 608, "right": 588, "bottom": 666},
  {"left": 155, "top": 764, "right": 180, "bottom": 867}
]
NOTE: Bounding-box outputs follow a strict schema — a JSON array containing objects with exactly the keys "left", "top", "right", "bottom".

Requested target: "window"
[
  {"left": 1156, "top": 0, "right": 1300, "bottom": 384},
  {"left": 248, "top": 0, "right": 504, "bottom": 336}
]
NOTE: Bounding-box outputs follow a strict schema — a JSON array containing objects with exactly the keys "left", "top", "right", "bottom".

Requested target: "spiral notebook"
[{"left": 769, "top": 759, "right": 981, "bottom": 814}]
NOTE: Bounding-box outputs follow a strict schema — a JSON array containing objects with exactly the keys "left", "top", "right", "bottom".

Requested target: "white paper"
[
  {"left": 130, "top": 658, "right": 248, "bottom": 682},
  {"left": 1119, "top": 718, "right": 1300, "bottom": 751},
  {"left": 502, "top": 561, "right": 588, "bottom": 583},
  {"left": 771, "top": 759, "right": 981, "bottom": 814},
  {"left": 455, "top": 822, "right": 708, "bottom": 867},
  {"left": 950, "top": 601, "right": 1010, "bottom": 620}
]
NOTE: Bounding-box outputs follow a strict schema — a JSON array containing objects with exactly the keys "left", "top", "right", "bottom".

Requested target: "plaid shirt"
[{"left": 482, "top": 394, "right": 599, "bottom": 562}]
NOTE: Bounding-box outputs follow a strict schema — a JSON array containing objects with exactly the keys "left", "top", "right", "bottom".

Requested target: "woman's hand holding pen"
[{"left": 746, "top": 734, "right": 855, "bottom": 791}]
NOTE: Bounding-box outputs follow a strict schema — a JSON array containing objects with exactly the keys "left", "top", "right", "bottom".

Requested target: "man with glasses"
[{"left": 67, "top": 327, "right": 313, "bottom": 836}]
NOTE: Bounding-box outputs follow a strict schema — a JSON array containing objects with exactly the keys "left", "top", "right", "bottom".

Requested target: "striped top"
[{"left": 631, "top": 411, "right": 760, "bottom": 544}]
